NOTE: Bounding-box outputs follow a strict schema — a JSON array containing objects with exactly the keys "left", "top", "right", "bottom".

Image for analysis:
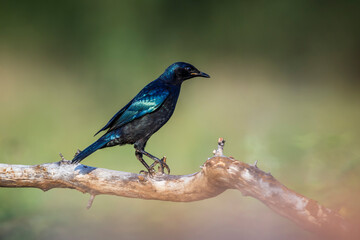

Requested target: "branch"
[{"left": 0, "top": 139, "right": 348, "bottom": 237}]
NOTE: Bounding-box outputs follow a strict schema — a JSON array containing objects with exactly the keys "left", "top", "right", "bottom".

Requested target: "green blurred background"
[{"left": 1, "top": 1, "right": 359, "bottom": 239}]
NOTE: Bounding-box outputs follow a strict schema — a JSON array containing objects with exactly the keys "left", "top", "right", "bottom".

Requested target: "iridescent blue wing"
[
  {"left": 94, "top": 101, "right": 132, "bottom": 136},
  {"left": 95, "top": 86, "right": 169, "bottom": 135}
]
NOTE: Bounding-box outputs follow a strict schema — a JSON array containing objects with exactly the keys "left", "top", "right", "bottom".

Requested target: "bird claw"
[
  {"left": 139, "top": 169, "right": 155, "bottom": 176},
  {"left": 149, "top": 156, "right": 170, "bottom": 174},
  {"left": 162, "top": 157, "right": 170, "bottom": 174},
  {"left": 157, "top": 156, "right": 170, "bottom": 174},
  {"left": 136, "top": 149, "right": 170, "bottom": 175}
]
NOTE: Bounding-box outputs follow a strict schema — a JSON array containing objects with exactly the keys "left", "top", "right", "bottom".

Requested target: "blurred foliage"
[
  {"left": 1, "top": 0, "right": 359, "bottom": 83},
  {"left": 0, "top": 1, "right": 360, "bottom": 239}
]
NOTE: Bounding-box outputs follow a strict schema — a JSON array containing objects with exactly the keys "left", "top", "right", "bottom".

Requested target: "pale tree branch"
[{"left": 0, "top": 139, "right": 350, "bottom": 238}]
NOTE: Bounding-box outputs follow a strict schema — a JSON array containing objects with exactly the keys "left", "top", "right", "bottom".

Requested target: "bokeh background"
[{"left": 1, "top": 1, "right": 359, "bottom": 239}]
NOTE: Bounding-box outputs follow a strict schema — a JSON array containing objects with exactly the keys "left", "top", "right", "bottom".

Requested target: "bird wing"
[
  {"left": 94, "top": 87, "right": 170, "bottom": 136},
  {"left": 93, "top": 101, "right": 133, "bottom": 136}
]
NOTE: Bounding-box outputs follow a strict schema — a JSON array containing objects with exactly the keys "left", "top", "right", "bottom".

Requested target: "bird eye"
[{"left": 185, "top": 67, "right": 192, "bottom": 72}]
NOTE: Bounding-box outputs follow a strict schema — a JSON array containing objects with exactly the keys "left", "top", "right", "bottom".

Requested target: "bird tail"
[{"left": 71, "top": 135, "right": 109, "bottom": 164}]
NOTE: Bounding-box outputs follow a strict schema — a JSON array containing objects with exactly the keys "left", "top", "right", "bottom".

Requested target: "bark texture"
[{"left": 0, "top": 139, "right": 348, "bottom": 237}]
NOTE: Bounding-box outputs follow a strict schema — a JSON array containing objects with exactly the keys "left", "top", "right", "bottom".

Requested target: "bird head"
[{"left": 161, "top": 62, "right": 210, "bottom": 84}]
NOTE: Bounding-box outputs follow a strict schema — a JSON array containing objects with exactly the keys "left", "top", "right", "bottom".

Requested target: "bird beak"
[{"left": 191, "top": 72, "right": 210, "bottom": 78}]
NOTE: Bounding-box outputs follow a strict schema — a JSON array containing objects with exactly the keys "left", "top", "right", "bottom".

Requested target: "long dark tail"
[{"left": 71, "top": 135, "right": 109, "bottom": 164}]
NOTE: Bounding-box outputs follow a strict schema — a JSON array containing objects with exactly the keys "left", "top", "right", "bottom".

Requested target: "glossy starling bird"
[{"left": 71, "top": 62, "right": 210, "bottom": 174}]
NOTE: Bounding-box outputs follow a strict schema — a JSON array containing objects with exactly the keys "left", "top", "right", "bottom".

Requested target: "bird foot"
[
  {"left": 136, "top": 149, "right": 170, "bottom": 175},
  {"left": 139, "top": 170, "right": 148, "bottom": 175},
  {"left": 139, "top": 168, "right": 156, "bottom": 176},
  {"left": 149, "top": 156, "right": 170, "bottom": 174}
]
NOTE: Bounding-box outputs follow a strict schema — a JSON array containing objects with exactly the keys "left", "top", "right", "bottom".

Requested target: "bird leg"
[
  {"left": 135, "top": 150, "right": 155, "bottom": 175},
  {"left": 137, "top": 149, "right": 170, "bottom": 174}
]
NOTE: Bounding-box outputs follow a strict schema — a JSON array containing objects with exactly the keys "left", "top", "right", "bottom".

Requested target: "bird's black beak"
[{"left": 191, "top": 71, "right": 210, "bottom": 78}]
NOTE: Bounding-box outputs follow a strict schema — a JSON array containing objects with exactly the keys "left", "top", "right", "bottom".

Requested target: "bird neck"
[{"left": 159, "top": 73, "right": 182, "bottom": 86}]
